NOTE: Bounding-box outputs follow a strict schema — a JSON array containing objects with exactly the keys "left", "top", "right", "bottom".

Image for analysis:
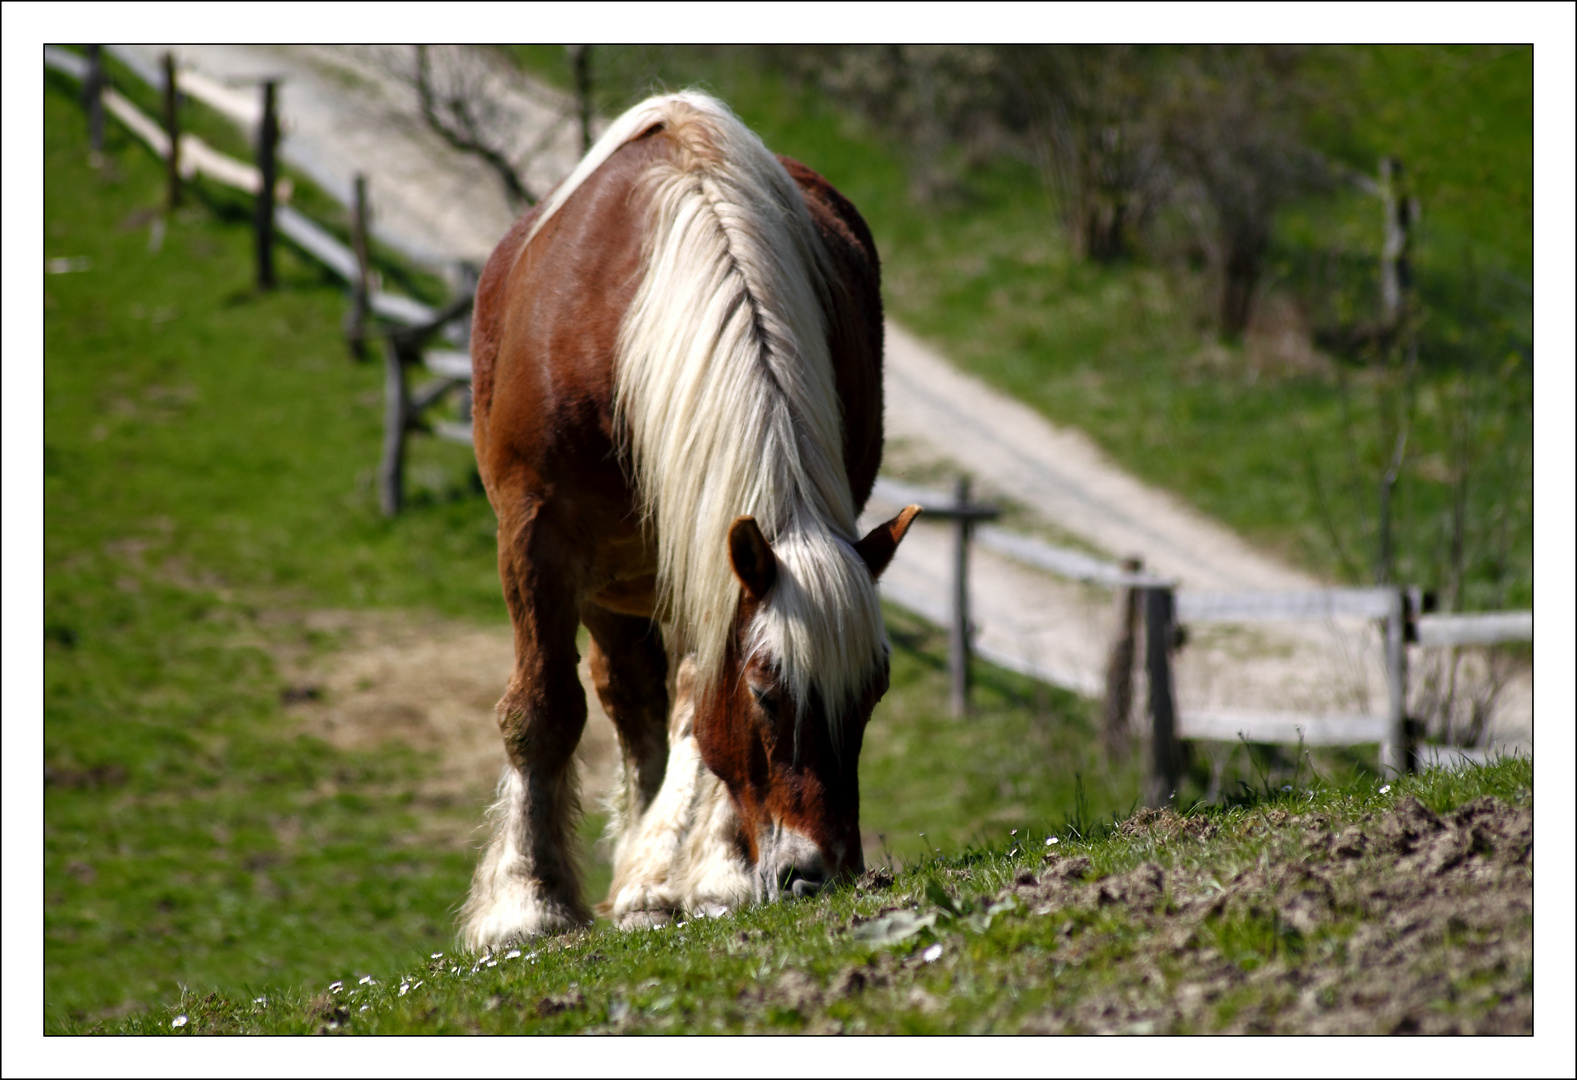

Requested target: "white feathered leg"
[{"left": 606, "top": 657, "right": 752, "bottom": 926}]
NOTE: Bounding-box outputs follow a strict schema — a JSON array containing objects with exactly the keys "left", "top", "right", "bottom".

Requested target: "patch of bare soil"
[
  {"left": 1010, "top": 796, "right": 1532, "bottom": 1034},
  {"left": 268, "top": 610, "right": 621, "bottom": 833}
]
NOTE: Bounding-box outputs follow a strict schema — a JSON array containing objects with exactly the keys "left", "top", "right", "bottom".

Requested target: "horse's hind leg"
[
  {"left": 579, "top": 603, "right": 675, "bottom": 919},
  {"left": 459, "top": 518, "right": 592, "bottom": 950}
]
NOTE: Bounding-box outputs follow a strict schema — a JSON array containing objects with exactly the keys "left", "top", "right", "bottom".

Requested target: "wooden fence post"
[
  {"left": 379, "top": 335, "right": 413, "bottom": 518},
  {"left": 949, "top": 475, "right": 974, "bottom": 718},
  {"left": 1102, "top": 555, "right": 1144, "bottom": 757},
  {"left": 348, "top": 173, "right": 371, "bottom": 359},
  {"left": 917, "top": 476, "right": 999, "bottom": 717},
  {"left": 1144, "top": 584, "right": 1181, "bottom": 806},
  {"left": 84, "top": 44, "right": 105, "bottom": 158},
  {"left": 162, "top": 52, "right": 180, "bottom": 210},
  {"left": 1379, "top": 157, "right": 1413, "bottom": 332},
  {"left": 1380, "top": 586, "right": 1412, "bottom": 775},
  {"left": 255, "top": 80, "right": 279, "bottom": 290},
  {"left": 571, "top": 45, "right": 593, "bottom": 154}
]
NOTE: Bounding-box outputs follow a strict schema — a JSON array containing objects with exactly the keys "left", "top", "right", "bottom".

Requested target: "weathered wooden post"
[
  {"left": 570, "top": 45, "right": 593, "bottom": 154},
  {"left": 84, "top": 44, "right": 105, "bottom": 158},
  {"left": 379, "top": 333, "right": 415, "bottom": 518},
  {"left": 1375, "top": 157, "right": 1417, "bottom": 588},
  {"left": 162, "top": 52, "right": 181, "bottom": 210},
  {"left": 1102, "top": 555, "right": 1144, "bottom": 758},
  {"left": 1379, "top": 586, "right": 1412, "bottom": 775},
  {"left": 949, "top": 475, "right": 973, "bottom": 717},
  {"left": 254, "top": 80, "right": 280, "bottom": 290},
  {"left": 1379, "top": 157, "right": 1414, "bottom": 332},
  {"left": 348, "top": 173, "right": 372, "bottom": 359},
  {"left": 914, "top": 476, "right": 999, "bottom": 718},
  {"left": 1143, "top": 584, "right": 1181, "bottom": 806}
]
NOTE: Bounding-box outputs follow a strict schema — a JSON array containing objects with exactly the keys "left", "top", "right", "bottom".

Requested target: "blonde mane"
[{"left": 529, "top": 92, "right": 885, "bottom": 725}]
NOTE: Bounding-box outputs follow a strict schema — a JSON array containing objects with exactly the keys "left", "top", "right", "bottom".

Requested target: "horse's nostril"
[{"left": 783, "top": 864, "right": 826, "bottom": 899}]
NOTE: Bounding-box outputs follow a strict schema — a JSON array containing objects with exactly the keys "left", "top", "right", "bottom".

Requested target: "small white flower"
[
  {"left": 487, "top": 959, "right": 498, "bottom": 968},
  {"left": 1282, "top": 785, "right": 1293, "bottom": 792},
  {"left": 505, "top": 949, "right": 522, "bottom": 960},
  {"left": 431, "top": 952, "right": 444, "bottom": 960},
  {"left": 1379, "top": 784, "right": 1392, "bottom": 795},
  {"left": 413, "top": 980, "right": 423, "bottom": 989},
  {"left": 328, "top": 980, "right": 344, "bottom": 993},
  {"left": 359, "top": 1004, "right": 370, "bottom": 1012},
  {"left": 921, "top": 944, "right": 943, "bottom": 963},
  {"left": 1010, "top": 829, "right": 1018, "bottom": 836},
  {"left": 1008, "top": 848, "right": 1018, "bottom": 858},
  {"left": 399, "top": 983, "right": 409, "bottom": 996},
  {"left": 253, "top": 997, "right": 266, "bottom": 1006},
  {"left": 358, "top": 974, "right": 374, "bottom": 985},
  {"left": 171, "top": 1015, "right": 188, "bottom": 1028},
  {"left": 1046, "top": 836, "right": 1058, "bottom": 847}
]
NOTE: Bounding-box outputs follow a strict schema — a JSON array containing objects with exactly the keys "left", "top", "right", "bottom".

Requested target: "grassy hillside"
[
  {"left": 508, "top": 46, "right": 1533, "bottom": 611},
  {"left": 85, "top": 758, "right": 1533, "bottom": 1035}
]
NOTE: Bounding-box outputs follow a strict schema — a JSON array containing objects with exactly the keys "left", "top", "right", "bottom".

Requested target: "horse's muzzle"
[{"left": 759, "top": 828, "right": 858, "bottom": 902}]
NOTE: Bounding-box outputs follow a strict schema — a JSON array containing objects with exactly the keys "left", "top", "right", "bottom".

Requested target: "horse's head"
[{"left": 693, "top": 505, "right": 921, "bottom": 902}]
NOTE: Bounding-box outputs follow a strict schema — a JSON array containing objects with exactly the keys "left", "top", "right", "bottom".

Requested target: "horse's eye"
[{"left": 749, "top": 685, "right": 779, "bottom": 713}]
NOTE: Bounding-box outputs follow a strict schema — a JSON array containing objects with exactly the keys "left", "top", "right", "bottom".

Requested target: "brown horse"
[{"left": 460, "top": 92, "right": 919, "bottom": 949}]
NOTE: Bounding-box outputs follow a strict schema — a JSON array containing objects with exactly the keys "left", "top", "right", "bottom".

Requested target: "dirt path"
[
  {"left": 120, "top": 44, "right": 1530, "bottom": 793},
  {"left": 269, "top": 609, "right": 622, "bottom": 823}
]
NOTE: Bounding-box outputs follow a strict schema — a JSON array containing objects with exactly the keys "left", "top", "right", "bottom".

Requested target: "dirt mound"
[{"left": 1010, "top": 795, "right": 1531, "bottom": 1034}]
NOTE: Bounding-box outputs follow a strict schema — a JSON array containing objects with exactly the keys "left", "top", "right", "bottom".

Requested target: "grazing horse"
[{"left": 460, "top": 92, "right": 919, "bottom": 949}]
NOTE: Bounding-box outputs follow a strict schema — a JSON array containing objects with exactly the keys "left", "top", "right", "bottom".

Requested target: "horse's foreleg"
[
  {"left": 603, "top": 656, "right": 754, "bottom": 926},
  {"left": 459, "top": 526, "right": 591, "bottom": 951}
]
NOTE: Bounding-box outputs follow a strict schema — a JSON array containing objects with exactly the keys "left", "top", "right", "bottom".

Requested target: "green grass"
[
  {"left": 43, "top": 76, "right": 498, "bottom": 1027},
  {"left": 507, "top": 46, "right": 1532, "bottom": 610}
]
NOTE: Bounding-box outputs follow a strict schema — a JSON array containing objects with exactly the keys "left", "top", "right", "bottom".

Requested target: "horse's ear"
[
  {"left": 854, "top": 504, "right": 922, "bottom": 580},
  {"left": 728, "top": 516, "right": 778, "bottom": 600}
]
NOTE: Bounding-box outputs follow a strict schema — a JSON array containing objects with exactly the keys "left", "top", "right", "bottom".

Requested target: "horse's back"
[
  {"left": 469, "top": 132, "right": 884, "bottom": 538},
  {"left": 778, "top": 155, "right": 884, "bottom": 508}
]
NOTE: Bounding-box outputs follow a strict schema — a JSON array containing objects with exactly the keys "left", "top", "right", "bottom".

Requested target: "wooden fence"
[
  {"left": 874, "top": 478, "right": 1532, "bottom": 799},
  {"left": 48, "top": 45, "right": 476, "bottom": 516}
]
